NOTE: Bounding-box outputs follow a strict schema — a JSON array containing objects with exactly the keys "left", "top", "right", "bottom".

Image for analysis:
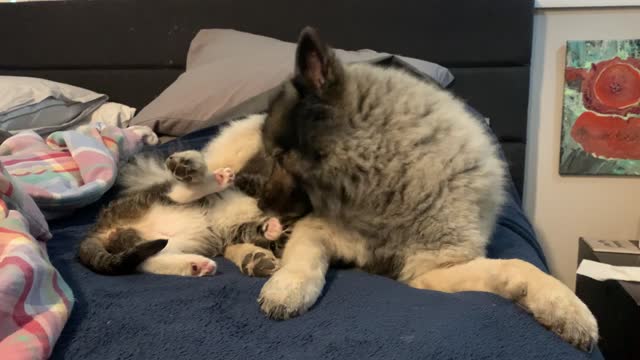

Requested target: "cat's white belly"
[
  {"left": 130, "top": 203, "right": 211, "bottom": 254},
  {"left": 207, "top": 190, "right": 263, "bottom": 228}
]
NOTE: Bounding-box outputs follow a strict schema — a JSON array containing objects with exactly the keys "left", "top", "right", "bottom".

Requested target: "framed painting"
[{"left": 560, "top": 39, "right": 640, "bottom": 176}]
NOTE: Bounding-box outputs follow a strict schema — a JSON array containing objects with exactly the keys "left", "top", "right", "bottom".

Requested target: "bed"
[{"left": 0, "top": 0, "right": 603, "bottom": 359}]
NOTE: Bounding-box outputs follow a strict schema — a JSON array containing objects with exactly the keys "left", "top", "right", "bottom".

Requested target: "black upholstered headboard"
[{"left": 0, "top": 0, "right": 534, "bottom": 195}]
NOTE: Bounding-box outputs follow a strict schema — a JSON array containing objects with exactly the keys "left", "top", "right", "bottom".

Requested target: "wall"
[{"left": 524, "top": 7, "right": 640, "bottom": 289}]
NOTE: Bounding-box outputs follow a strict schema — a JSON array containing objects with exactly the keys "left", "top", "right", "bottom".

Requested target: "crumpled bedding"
[
  {"left": 0, "top": 123, "right": 159, "bottom": 360},
  {"left": 0, "top": 162, "right": 73, "bottom": 360},
  {"left": 0, "top": 124, "right": 157, "bottom": 219}
]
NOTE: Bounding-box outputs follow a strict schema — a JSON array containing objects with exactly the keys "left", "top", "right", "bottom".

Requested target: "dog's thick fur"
[{"left": 251, "top": 28, "right": 598, "bottom": 350}]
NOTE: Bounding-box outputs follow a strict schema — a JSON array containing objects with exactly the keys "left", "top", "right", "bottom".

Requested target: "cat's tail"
[
  {"left": 78, "top": 232, "right": 168, "bottom": 275},
  {"left": 119, "top": 154, "right": 173, "bottom": 194}
]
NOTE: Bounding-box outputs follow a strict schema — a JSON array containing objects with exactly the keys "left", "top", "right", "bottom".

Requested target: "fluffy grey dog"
[{"left": 254, "top": 27, "right": 598, "bottom": 350}]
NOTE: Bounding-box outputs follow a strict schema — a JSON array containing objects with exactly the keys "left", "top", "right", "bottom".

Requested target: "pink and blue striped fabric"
[
  {"left": 0, "top": 124, "right": 158, "bottom": 219},
  {"left": 0, "top": 162, "right": 72, "bottom": 360},
  {"left": 0, "top": 124, "right": 157, "bottom": 359}
]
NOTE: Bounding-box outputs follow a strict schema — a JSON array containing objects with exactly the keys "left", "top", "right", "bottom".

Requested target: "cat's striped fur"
[{"left": 78, "top": 115, "right": 309, "bottom": 277}]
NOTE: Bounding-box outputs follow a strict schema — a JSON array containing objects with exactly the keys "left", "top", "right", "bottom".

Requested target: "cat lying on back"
[{"left": 78, "top": 114, "right": 311, "bottom": 277}]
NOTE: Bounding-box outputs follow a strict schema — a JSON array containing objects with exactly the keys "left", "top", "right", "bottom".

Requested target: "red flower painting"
[{"left": 560, "top": 40, "right": 640, "bottom": 176}]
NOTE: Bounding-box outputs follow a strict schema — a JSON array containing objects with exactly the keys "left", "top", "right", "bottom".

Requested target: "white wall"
[
  {"left": 524, "top": 7, "right": 640, "bottom": 289},
  {"left": 535, "top": 0, "right": 640, "bottom": 7}
]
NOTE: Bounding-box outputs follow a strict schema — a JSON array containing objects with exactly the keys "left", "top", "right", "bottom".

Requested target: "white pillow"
[
  {"left": 0, "top": 76, "right": 107, "bottom": 135},
  {"left": 87, "top": 102, "right": 136, "bottom": 128}
]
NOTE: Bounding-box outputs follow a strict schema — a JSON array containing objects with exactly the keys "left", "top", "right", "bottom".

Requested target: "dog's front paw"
[
  {"left": 166, "top": 151, "right": 207, "bottom": 183},
  {"left": 519, "top": 266, "right": 598, "bottom": 351},
  {"left": 258, "top": 268, "right": 325, "bottom": 320}
]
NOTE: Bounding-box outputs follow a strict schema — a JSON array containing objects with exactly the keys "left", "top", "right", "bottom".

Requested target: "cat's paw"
[
  {"left": 241, "top": 249, "right": 279, "bottom": 277},
  {"left": 515, "top": 261, "right": 598, "bottom": 351},
  {"left": 258, "top": 268, "right": 324, "bottom": 319},
  {"left": 175, "top": 254, "right": 217, "bottom": 277},
  {"left": 185, "top": 255, "right": 217, "bottom": 276},
  {"left": 139, "top": 253, "right": 217, "bottom": 277},
  {"left": 261, "top": 217, "right": 284, "bottom": 241},
  {"left": 166, "top": 151, "right": 207, "bottom": 183},
  {"left": 213, "top": 167, "right": 235, "bottom": 189}
]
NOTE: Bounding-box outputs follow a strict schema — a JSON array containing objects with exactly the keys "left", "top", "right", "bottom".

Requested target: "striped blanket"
[
  {"left": 0, "top": 124, "right": 158, "bottom": 219},
  {"left": 0, "top": 124, "right": 157, "bottom": 359},
  {"left": 0, "top": 162, "right": 73, "bottom": 360}
]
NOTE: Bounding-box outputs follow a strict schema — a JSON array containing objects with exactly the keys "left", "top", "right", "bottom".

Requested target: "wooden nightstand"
[{"left": 575, "top": 238, "right": 640, "bottom": 360}]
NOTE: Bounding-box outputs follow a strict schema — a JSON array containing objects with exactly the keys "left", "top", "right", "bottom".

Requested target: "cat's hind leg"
[
  {"left": 139, "top": 253, "right": 217, "bottom": 277},
  {"left": 224, "top": 243, "right": 279, "bottom": 277},
  {"left": 201, "top": 113, "right": 266, "bottom": 172}
]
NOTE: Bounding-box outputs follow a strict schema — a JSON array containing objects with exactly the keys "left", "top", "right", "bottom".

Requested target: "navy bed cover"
[{"left": 47, "top": 123, "right": 602, "bottom": 360}]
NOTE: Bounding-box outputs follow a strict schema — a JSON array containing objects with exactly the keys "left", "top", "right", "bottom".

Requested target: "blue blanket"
[{"left": 47, "top": 125, "right": 602, "bottom": 360}]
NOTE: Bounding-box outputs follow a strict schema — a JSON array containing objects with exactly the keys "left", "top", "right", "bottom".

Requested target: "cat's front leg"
[
  {"left": 166, "top": 150, "right": 235, "bottom": 187},
  {"left": 165, "top": 150, "right": 208, "bottom": 183},
  {"left": 166, "top": 151, "right": 236, "bottom": 203},
  {"left": 261, "top": 217, "right": 285, "bottom": 240},
  {"left": 258, "top": 216, "right": 331, "bottom": 319}
]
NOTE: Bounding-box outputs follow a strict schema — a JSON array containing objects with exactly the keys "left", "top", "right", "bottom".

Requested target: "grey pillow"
[
  {"left": 131, "top": 29, "right": 454, "bottom": 137},
  {"left": 0, "top": 76, "right": 107, "bottom": 136}
]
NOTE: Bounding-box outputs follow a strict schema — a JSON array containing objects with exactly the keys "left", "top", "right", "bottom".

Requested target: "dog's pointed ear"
[{"left": 295, "top": 27, "right": 342, "bottom": 94}]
